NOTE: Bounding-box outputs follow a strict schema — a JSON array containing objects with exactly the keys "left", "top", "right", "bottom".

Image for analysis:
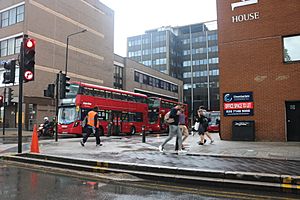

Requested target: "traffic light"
[
  {"left": 0, "top": 95, "right": 3, "bottom": 107},
  {"left": 2, "top": 60, "right": 16, "bottom": 84},
  {"left": 59, "top": 73, "right": 70, "bottom": 99},
  {"left": 44, "top": 84, "right": 55, "bottom": 98},
  {"left": 23, "top": 38, "right": 36, "bottom": 82},
  {"left": 7, "top": 88, "right": 13, "bottom": 105}
]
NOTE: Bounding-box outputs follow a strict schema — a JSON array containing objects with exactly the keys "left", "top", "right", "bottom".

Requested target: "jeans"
[{"left": 161, "top": 125, "right": 182, "bottom": 150}]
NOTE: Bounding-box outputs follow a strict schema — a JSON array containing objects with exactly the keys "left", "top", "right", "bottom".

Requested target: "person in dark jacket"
[
  {"left": 195, "top": 107, "right": 214, "bottom": 145},
  {"left": 159, "top": 105, "right": 185, "bottom": 153}
]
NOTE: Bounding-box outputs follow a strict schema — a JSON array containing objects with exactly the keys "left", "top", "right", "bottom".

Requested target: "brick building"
[
  {"left": 0, "top": 0, "right": 183, "bottom": 130},
  {"left": 217, "top": 0, "right": 300, "bottom": 141}
]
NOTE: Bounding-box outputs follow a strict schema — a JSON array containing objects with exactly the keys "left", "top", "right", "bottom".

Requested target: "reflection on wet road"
[{"left": 0, "top": 162, "right": 298, "bottom": 200}]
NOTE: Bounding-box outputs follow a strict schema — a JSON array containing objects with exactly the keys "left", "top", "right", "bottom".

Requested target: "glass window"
[
  {"left": 1, "top": 40, "right": 8, "bottom": 57},
  {"left": 66, "top": 84, "right": 79, "bottom": 98},
  {"left": 9, "top": 8, "right": 16, "bottom": 25},
  {"left": 15, "top": 37, "right": 22, "bottom": 53},
  {"left": 1, "top": 11, "right": 9, "bottom": 27},
  {"left": 283, "top": 35, "right": 300, "bottom": 62},
  {"left": 58, "top": 106, "right": 78, "bottom": 124},
  {"left": 7, "top": 38, "right": 15, "bottom": 55},
  {"left": 16, "top": 5, "right": 24, "bottom": 23}
]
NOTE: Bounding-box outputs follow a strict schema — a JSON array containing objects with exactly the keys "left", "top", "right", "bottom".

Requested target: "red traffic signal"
[
  {"left": 25, "top": 38, "right": 36, "bottom": 49},
  {"left": 23, "top": 38, "right": 36, "bottom": 82}
]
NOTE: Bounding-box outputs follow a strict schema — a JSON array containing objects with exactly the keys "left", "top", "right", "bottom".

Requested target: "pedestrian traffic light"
[
  {"left": 59, "top": 73, "right": 70, "bottom": 99},
  {"left": 7, "top": 88, "right": 13, "bottom": 105},
  {"left": 23, "top": 38, "right": 36, "bottom": 82},
  {"left": 2, "top": 60, "right": 16, "bottom": 84},
  {"left": 0, "top": 95, "right": 3, "bottom": 107},
  {"left": 44, "top": 84, "right": 55, "bottom": 98}
]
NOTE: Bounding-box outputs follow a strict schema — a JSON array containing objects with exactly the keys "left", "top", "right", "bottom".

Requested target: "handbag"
[{"left": 194, "top": 122, "right": 200, "bottom": 131}]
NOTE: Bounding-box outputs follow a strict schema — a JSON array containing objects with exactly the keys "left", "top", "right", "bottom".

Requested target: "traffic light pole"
[
  {"left": 18, "top": 40, "right": 25, "bottom": 153},
  {"left": 55, "top": 73, "right": 59, "bottom": 142},
  {"left": 2, "top": 88, "right": 6, "bottom": 136}
]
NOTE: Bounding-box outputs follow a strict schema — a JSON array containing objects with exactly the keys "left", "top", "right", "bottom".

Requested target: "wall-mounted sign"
[
  {"left": 223, "top": 92, "right": 254, "bottom": 116},
  {"left": 231, "top": 0, "right": 258, "bottom": 11},
  {"left": 231, "top": 0, "right": 260, "bottom": 23}
]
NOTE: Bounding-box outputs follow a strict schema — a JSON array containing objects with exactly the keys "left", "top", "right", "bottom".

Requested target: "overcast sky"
[{"left": 100, "top": 0, "right": 217, "bottom": 57}]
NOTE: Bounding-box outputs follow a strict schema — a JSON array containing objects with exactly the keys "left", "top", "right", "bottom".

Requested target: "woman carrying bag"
[{"left": 195, "top": 107, "right": 214, "bottom": 145}]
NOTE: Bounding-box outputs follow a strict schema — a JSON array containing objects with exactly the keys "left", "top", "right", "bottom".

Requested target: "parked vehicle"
[{"left": 207, "top": 111, "right": 220, "bottom": 132}]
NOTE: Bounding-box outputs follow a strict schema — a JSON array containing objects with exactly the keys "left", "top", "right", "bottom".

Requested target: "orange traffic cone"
[{"left": 30, "top": 124, "right": 40, "bottom": 153}]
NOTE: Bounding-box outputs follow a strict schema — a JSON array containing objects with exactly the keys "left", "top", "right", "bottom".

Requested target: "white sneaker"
[
  {"left": 158, "top": 145, "right": 164, "bottom": 152},
  {"left": 178, "top": 149, "right": 187, "bottom": 154}
]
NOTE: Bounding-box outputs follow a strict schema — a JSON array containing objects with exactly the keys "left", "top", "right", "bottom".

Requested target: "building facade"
[
  {"left": 217, "top": 0, "right": 300, "bottom": 141},
  {"left": 0, "top": 0, "right": 114, "bottom": 129},
  {"left": 127, "top": 22, "right": 220, "bottom": 116},
  {"left": 114, "top": 54, "right": 183, "bottom": 102}
]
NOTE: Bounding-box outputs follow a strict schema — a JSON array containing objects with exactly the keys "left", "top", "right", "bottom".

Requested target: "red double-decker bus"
[
  {"left": 148, "top": 97, "right": 188, "bottom": 133},
  {"left": 58, "top": 82, "right": 148, "bottom": 136}
]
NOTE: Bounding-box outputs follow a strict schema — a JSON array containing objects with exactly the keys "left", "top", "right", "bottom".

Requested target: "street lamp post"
[{"left": 65, "top": 29, "right": 87, "bottom": 75}]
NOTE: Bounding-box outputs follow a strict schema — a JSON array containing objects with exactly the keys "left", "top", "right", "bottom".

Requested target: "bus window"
[
  {"left": 136, "top": 112, "right": 143, "bottom": 122},
  {"left": 66, "top": 84, "right": 79, "bottom": 98},
  {"left": 58, "top": 106, "right": 78, "bottom": 124},
  {"left": 121, "top": 112, "right": 128, "bottom": 122},
  {"left": 94, "top": 89, "right": 106, "bottom": 98},
  {"left": 112, "top": 92, "right": 122, "bottom": 100},
  {"left": 127, "top": 95, "right": 133, "bottom": 102},
  {"left": 106, "top": 91, "right": 112, "bottom": 99},
  {"left": 122, "top": 94, "right": 128, "bottom": 101}
]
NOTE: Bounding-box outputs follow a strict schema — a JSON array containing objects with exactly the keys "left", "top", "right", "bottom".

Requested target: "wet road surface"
[{"left": 0, "top": 162, "right": 298, "bottom": 200}]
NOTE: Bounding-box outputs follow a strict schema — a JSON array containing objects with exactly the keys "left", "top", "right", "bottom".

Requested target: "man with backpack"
[{"left": 159, "top": 104, "right": 185, "bottom": 153}]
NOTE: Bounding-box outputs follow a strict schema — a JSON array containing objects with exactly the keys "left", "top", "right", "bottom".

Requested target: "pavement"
[{"left": 0, "top": 130, "right": 300, "bottom": 191}]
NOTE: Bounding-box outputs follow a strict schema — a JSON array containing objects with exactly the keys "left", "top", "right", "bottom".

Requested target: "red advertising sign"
[
  {"left": 223, "top": 92, "right": 254, "bottom": 116},
  {"left": 224, "top": 102, "right": 254, "bottom": 110}
]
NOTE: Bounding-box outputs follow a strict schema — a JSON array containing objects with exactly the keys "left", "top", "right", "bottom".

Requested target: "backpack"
[{"left": 164, "top": 111, "right": 174, "bottom": 124}]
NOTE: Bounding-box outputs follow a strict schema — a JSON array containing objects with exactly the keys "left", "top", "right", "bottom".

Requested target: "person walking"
[
  {"left": 178, "top": 107, "right": 189, "bottom": 150},
  {"left": 159, "top": 105, "right": 185, "bottom": 153},
  {"left": 195, "top": 107, "right": 214, "bottom": 145},
  {"left": 80, "top": 106, "right": 102, "bottom": 147}
]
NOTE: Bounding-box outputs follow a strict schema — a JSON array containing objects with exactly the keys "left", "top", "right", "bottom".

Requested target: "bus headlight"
[{"left": 74, "top": 121, "right": 79, "bottom": 127}]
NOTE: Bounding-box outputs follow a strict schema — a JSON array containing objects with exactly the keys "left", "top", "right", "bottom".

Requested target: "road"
[{"left": 0, "top": 162, "right": 298, "bottom": 200}]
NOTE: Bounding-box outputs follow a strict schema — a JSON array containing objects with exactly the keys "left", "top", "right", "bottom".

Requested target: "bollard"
[
  {"left": 107, "top": 123, "right": 112, "bottom": 137},
  {"left": 142, "top": 125, "right": 146, "bottom": 143},
  {"left": 175, "top": 136, "right": 179, "bottom": 151}
]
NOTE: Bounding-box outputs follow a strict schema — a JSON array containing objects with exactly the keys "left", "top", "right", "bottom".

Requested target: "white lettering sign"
[
  {"left": 231, "top": 0, "right": 258, "bottom": 11},
  {"left": 232, "top": 12, "right": 260, "bottom": 23}
]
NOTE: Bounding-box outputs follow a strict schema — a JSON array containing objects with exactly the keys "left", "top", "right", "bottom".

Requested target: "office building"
[
  {"left": 127, "top": 22, "right": 219, "bottom": 115},
  {"left": 217, "top": 0, "right": 300, "bottom": 141}
]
